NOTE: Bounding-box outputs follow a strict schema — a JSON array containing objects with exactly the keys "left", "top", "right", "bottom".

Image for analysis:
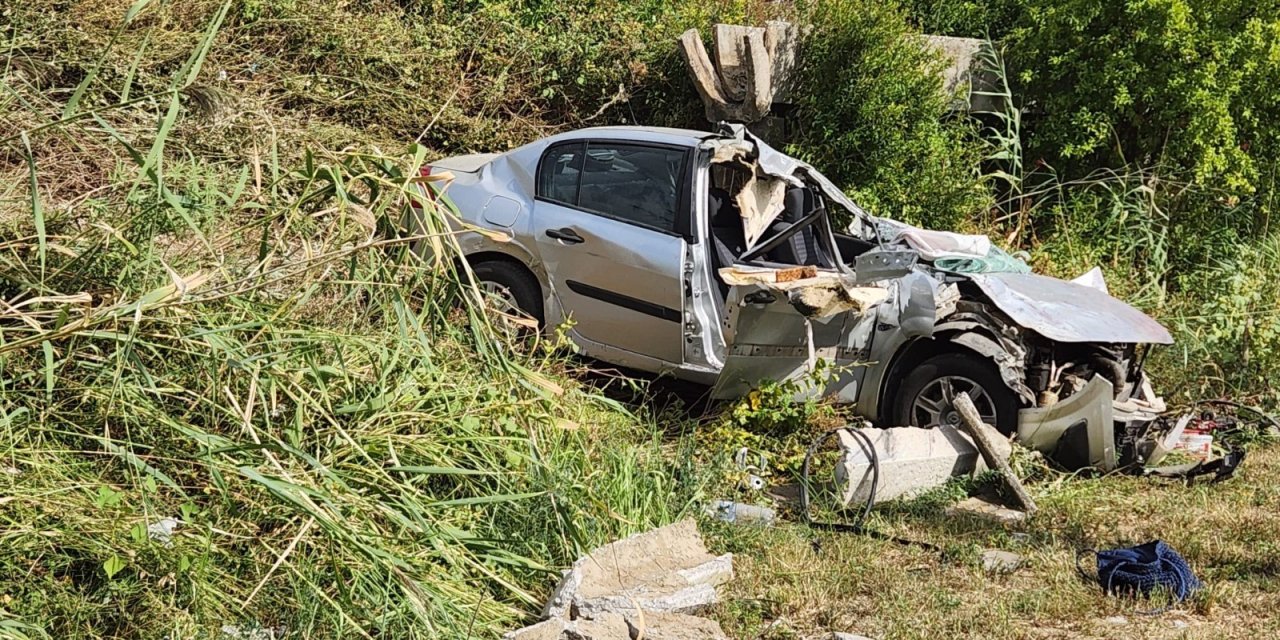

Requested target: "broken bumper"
[{"left": 1016, "top": 375, "right": 1165, "bottom": 472}]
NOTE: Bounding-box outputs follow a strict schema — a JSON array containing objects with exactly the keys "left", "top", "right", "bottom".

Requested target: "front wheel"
[{"left": 890, "top": 352, "right": 1020, "bottom": 435}]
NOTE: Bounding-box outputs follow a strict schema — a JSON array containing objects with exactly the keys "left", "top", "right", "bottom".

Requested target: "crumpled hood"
[{"left": 967, "top": 272, "right": 1173, "bottom": 345}]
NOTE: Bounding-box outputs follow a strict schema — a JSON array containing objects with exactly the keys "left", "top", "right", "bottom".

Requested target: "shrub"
[
  {"left": 788, "top": 0, "right": 991, "bottom": 229},
  {"left": 1005, "top": 0, "right": 1280, "bottom": 200}
]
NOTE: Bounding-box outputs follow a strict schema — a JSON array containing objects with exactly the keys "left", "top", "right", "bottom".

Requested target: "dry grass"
[{"left": 711, "top": 446, "right": 1280, "bottom": 639}]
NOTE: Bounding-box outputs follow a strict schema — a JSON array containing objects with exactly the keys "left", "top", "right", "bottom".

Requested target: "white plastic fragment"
[{"left": 147, "top": 517, "right": 180, "bottom": 548}]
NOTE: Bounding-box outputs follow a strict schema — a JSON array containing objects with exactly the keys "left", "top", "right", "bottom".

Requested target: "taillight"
[{"left": 410, "top": 165, "right": 436, "bottom": 208}]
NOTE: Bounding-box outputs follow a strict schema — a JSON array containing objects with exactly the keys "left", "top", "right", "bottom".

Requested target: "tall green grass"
[{"left": 1, "top": 4, "right": 704, "bottom": 638}]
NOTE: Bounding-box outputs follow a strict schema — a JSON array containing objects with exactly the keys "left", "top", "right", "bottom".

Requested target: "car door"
[{"left": 532, "top": 139, "right": 692, "bottom": 365}]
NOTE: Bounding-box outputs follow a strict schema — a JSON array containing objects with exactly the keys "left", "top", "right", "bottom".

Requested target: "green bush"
[
  {"left": 788, "top": 0, "right": 991, "bottom": 229},
  {"left": 1005, "top": 0, "right": 1280, "bottom": 199},
  {"left": 901, "top": 0, "right": 1023, "bottom": 37}
]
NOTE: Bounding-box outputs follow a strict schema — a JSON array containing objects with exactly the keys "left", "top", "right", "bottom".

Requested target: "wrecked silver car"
[{"left": 413, "top": 124, "right": 1172, "bottom": 472}]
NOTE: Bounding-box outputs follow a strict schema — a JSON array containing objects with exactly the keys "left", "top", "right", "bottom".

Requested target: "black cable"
[{"left": 799, "top": 427, "right": 943, "bottom": 553}]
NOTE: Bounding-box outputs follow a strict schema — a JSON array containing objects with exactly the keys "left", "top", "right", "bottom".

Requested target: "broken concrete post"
[
  {"left": 916, "top": 35, "right": 1000, "bottom": 112},
  {"left": 834, "top": 425, "right": 1011, "bottom": 505},
  {"left": 542, "top": 519, "right": 733, "bottom": 620},
  {"left": 678, "top": 21, "right": 800, "bottom": 133},
  {"left": 954, "top": 392, "right": 1038, "bottom": 515}
]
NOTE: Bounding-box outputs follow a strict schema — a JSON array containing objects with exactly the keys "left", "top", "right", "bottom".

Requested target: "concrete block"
[{"left": 834, "top": 426, "right": 1011, "bottom": 505}]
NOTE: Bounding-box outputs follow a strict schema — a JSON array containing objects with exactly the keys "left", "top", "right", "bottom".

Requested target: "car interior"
[{"left": 706, "top": 166, "right": 876, "bottom": 297}]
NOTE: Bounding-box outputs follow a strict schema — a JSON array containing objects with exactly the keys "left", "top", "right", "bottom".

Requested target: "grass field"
[
  {"left": 710, "top": 443, "right": 1280, "bottom": 640},
  {"left": 3, "top": 1, "right": 1280, "bottom": 638}
]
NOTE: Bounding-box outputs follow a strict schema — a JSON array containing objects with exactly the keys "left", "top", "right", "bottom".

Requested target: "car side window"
[
  {"left": 577, "top": 142, "right": 687, "bottom": 234},
  {"left": 537, "top": 140, "right": 688, "bottom": 235}
]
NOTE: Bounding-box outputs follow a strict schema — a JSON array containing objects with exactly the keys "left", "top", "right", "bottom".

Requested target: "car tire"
[
  {"left": 890, "top": 351, "right": 1020, "bottom": 435},
  {"left": 470, "top": 260, "right": 544, "bottom": 327}
]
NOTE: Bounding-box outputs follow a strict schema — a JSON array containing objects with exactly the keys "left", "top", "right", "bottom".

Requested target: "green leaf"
[
  {"left": 94, "top": 486, "right": 123, "bottom": 508},
  {"left": 19, "top": 133, "right": 44, "bottom": 278},
  {"left": 103, "top": 555, "right": 126, "bottom": 579},
  {"left": 41, "top": 341, "right": 53, "bottom": 401}
]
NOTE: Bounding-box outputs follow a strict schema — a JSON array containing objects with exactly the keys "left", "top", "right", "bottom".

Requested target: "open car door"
[{"left": 710, "top": 266, "right": 888, "bottom": 401}]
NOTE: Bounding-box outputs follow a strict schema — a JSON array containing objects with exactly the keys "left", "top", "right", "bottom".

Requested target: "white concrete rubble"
[
  {"left": 945, "top": 496, "right": 1028, "bottom": 526},
  {"left": 834, "top": 425, "right": 1012, "bottom": 505},
  {"left": 980, "top": 549, "right": 1024, "bottom": 573},
  {"left": 543, "top": 519, "right": 734, "bottom": 620}
]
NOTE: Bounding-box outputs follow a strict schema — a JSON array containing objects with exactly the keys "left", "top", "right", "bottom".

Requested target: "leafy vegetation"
[{"left": 788, "top": 0, "right": 990, "bottom": 229}]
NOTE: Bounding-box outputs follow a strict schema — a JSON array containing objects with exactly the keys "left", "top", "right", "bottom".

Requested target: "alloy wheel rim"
[{"left": 910, "top": 375, "right": 998, "bottom": 428}]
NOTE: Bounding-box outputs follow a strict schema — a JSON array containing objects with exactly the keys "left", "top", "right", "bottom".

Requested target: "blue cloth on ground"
[{"left": 1091, "top": 540, "right": 1201, "bottom": 603}]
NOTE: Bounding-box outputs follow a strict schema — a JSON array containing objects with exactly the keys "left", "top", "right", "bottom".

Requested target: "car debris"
[
  {"left": 416, "top": 122, "right": 1178, "bottom": 476},
  {"left": 705, "top": 499, "right": 776, "bottom": 526}
]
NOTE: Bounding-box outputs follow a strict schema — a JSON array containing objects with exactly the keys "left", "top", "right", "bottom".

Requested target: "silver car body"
[{"left": 415, "top": 124, "right": 1173, "bottom": 471}]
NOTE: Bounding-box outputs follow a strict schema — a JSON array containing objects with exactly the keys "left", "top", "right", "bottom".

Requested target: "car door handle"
[{"left": 546, "top": 227, "right": 584, "bottom": 244}]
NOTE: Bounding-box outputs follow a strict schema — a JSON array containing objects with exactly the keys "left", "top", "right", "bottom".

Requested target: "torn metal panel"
[
  {"left": 969, "top": 272, "right": 1174, "bottom": 345},
  {"left": 897, "top": 271, "right": 939, "bottom": 339},
  {"left": 711, "top": 269, "right": 888, "bottom": 400},
  {"left": 853, "top": 248, "right": 919, "bottom": 284}
]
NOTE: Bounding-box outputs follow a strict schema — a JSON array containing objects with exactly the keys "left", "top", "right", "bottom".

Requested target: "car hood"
[{"left": 965, "top": 272, "right": 1173, "bottom": 345}]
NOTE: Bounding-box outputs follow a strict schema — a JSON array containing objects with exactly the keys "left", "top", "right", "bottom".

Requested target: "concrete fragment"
[
  {"left": 678, "top": 22, "right": 800, "bottom": 126},
  {"left": 508, "top": 612, "right": 688, "bottom": 640},
  {"left": 916, "top": 35, "right": 999, "bottom": 112},
  {"left": 618, "top": 610, "right": 729, "bottom": 640},
  {"left": 945, "top": 497, "right": 1027, "bottom": 526},
  {"left": 829, "top": 634, "right": 875, "bottom": 640},
  {"left": 566, "top": 612, "right": 631, "bottom": 640},
  {"left": 503, "top": 618, "right": 569, "bottom": 640},
  {"left": 980, "top": 549, "right": 1023, "bottom": 573},
  {"left": 834, "top": 425, "right": 1011, "bottom": 505},
  {"left": 543, "top": 519, "right": 733, "bottom": 620}
]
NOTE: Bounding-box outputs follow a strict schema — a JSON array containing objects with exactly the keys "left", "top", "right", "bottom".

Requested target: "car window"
[
  {"left": 577, "top": 142, "right": 687, "bottom": 234},
  {"left": 537, "top": 142, "right": 584, "bottom": 206}
]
